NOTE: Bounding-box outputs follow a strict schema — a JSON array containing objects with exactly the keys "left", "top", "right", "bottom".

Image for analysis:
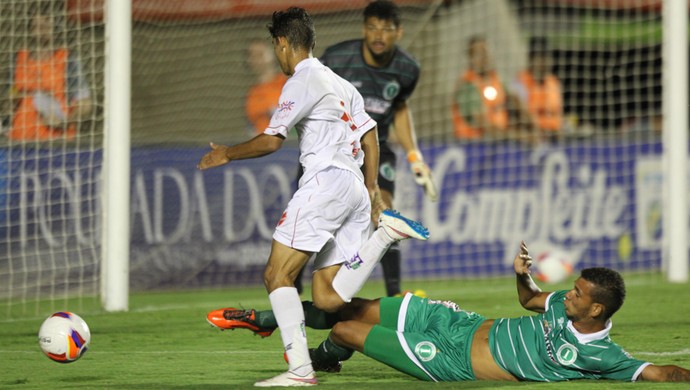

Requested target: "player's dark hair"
[
  {"left": 580, "top": 267, "right": 626, "bottom": 320},
  {"left": 364, "top": 0, "right": 401, "bottom": 27},
  {"left": 268, "top": 7, "right": 315, "bottom": 51}
]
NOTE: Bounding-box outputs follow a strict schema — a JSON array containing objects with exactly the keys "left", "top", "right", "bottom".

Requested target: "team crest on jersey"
[
  {"left": 414, "top": 341, "right": 437, "bottom": 362},
  {"left": 278, "top": 101, "right": 295, "bottom": 112},
  {"left": 379, "top": 162, "right": 395, "bottom": 181},
  {"left": 382, "top": 80, "right": 400, "bottom": 101},
  {"left": 556, "top": 343, "right": 578, "bottom": 365}
]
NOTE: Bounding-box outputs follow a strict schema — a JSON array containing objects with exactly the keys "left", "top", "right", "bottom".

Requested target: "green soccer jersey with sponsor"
[
  {"left": 319, "top": 40, "right": 420, "bottom": 143},
  {"left": 489, "top": 290, "right": 651, "bottom": 382}
]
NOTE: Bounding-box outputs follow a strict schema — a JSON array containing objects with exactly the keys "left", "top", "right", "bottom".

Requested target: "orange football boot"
[{"left": 206, "top": 307, "right": 275, "bottom": 338}]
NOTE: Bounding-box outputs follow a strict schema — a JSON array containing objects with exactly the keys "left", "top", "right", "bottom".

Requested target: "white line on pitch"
[
  {"left": 633, "top": 349, "right": 690, "bottom": 357},
  {"left": 2, "top": 350, "right": 280, "bottom": 354},
  {"left": 5, "top": 349, "right": 690, "bottom": 356}
]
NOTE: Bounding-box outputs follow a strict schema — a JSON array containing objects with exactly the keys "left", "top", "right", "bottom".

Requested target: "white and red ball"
[
  {"left": 38, "top": 312, "right": 91, "bottom": 363},
  {"left": 534, "top": 251, "right": 574, "bottom": 284}
]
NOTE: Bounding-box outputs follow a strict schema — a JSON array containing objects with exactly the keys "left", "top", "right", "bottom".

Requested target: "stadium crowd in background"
[
  {"left": 5, "top": 6, "right": 92, "bottom": 141},
  {"left": 452, "top": 34, "right": 566, "bottom": 145},
  {"left": 199, "top": 6, "right": 429, "bottom": 387},
  {"left": 511, "top": 36, "right": 564, "bottom": 143},
  {"left": 218, "top": 242, "right": 690, "bottom": 384},
  {"left": 451, "top": 35, "right": 510, "bottom": 141}
]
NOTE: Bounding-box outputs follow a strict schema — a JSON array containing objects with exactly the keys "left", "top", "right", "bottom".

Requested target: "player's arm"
[
  {"left": 393, "top": 101, "right": 438, "bottom": 201},
  {"left": 514, "top": 241, "right": 550, "bottom": 312},
  {"left": 639, "top": 364, "right": 690, "bottom": 382},
  {"left": 360, "top": 126, "right": 386, "bottom": 221},
  {"left": 392, "top": 101, "right": 417, "bottom": 155},
  {"left": 197, "top": 133, "right": 284, "bottom": 170},
  {"left": 360, "top": 126, "right": 379, "bottom": 193}
]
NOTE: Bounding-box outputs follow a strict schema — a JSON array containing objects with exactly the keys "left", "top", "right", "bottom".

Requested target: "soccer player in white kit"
[{"left": 198, "top": 7, "right": 429, "bottom": 387}]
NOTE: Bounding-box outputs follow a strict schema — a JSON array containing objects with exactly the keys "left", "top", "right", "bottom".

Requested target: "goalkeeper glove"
[{"left": 408, "top": 150, "right": 438, "bottom": 202}]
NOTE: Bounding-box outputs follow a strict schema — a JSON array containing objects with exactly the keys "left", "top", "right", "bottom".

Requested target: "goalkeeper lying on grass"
[{"left": 208, "top": 242, "right": 690, "bottom": 383}]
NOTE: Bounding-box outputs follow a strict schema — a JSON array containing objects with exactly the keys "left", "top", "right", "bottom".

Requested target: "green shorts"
[{"left": 362, "top": 293, "right": 486, "bottom": 382}]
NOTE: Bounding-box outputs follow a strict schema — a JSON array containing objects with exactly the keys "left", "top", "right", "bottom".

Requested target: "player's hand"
[
  {"left": 513, "top": 241, "right": 533, "bottom": 276},
  {"left": 368, "top": 186, "right": 387, "bottom": 225},
  {"left": 198, "top": 142, "right": 230, "bottom": 170},
  {"left": 408, "top": 151, "right": 438, "bottom": 202}
]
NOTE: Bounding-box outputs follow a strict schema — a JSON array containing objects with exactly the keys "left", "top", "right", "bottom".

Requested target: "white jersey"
[{"left": 264, "top": 58, "right": 377, "bottom": 186}]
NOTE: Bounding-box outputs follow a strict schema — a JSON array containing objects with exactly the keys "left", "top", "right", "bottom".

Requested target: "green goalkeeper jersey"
[
  {"left": 319, "top": 39, "right": 420, "bottom": 143},
  {"left": 489, "top": 290, "right": 651, "bottom": 382}
]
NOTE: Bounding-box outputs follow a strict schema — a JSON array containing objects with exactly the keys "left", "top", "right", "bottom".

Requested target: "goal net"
[
  {"left": 0, "top": 0, "right": 676, "bottom": 317},
  {"left": 124, "top": 0, "right": 667, "bottom": 289},
  {"left": 0, "top": 0, "right": 103, "bottom": 318}
]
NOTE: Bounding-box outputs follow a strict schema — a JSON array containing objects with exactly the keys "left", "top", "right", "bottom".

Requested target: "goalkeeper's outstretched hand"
[{"left": 408, "top": 151, "right": 438, "bottom": 202}]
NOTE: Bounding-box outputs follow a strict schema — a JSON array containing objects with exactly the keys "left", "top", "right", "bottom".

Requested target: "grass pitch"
[{"left": 1, "top": 274, "right": 689, "bottom": 389}]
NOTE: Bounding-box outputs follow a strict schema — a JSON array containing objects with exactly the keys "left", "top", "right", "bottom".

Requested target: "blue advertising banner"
[
  {"left": 404, "top": 142, "right": 664, "bottom": 278},
  {"left": 0, "top": 141, "right": 671, "bottom": 291}
]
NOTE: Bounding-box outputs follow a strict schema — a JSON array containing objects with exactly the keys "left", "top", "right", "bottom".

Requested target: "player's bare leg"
[
  {"left": 378, "top": 189, "right": 426, "bottom": 298},
  {"left": 329, "top": 321, "right": 374, "bottom": 352},
  {"left": 327, "top": 210, "right": 429, "bottom": 310},
  {"left": 379, "top": 189, "right": 402, "bottom": 296},
  {"left": 338, "top": 298, "right": 381, "bottom": 323},
  {"left": 311, "top": 264, "right": 345, "bottom": 312},
  {"left": 309, "top": 299, "right": 381, "bottom": 371},
  {"left": 255, "top": 241, "right": 317, "bottom": 387}
]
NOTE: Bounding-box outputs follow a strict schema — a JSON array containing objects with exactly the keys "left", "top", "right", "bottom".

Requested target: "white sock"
[
  {"left": 269, "top": 287, "right": 313, "bottom": 376},
  {"left": 332, "top": 228, "right": 392, "bottom": 302}
]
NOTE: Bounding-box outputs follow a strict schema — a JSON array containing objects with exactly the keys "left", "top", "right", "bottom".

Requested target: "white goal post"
[
  {"left": 101, "top": 0, "right": 131, "bottom": 311},
  {"left": 662, "top": 0, "right": 688, "bottom": 283}
]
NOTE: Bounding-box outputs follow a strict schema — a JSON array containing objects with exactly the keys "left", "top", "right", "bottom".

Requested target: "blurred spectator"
[
  {"left": 512, "top": 37, "right": 563, "bottom": 142},
  {"left": 451, "top": 35, "right": 509, "bottom": 140},
  {"left": 7, "top": 9, "right": 92, "bottom": 141},
  {"left": 244, "top": 38, "right": 288, "bottom": 135}
]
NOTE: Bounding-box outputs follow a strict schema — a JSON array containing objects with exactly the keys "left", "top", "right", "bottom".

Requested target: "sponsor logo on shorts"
[
  {"left": 414, "top": 341, "right": 437, "bottom": 362},
  {"left": 345, "top": 253, "right": 364, "bottom": 270},
  {"left": 556, "top": 343, "right": 578, "bottom": 365}
]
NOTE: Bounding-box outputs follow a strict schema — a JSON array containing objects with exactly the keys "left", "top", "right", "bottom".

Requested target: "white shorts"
[{"left": 273, "top": 167, "right": 371, "bottom": 270}]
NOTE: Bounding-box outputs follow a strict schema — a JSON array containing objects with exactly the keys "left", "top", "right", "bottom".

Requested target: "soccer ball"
[
  {"left": 534, "top": 251, "right": 574, "bottom": 284},
  {"left": 38, "top": 312, "right": 91, "bottom": 363}
]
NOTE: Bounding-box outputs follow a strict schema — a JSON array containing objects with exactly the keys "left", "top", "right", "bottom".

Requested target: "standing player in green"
[
  {"left": 221, "top": 242, "right": 690, "bottom": 382},
  {"left": 319, "top": 0, "right": 437, "bottom": 297}
]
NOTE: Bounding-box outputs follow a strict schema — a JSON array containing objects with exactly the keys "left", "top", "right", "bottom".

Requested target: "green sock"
[
  {"left": 255, "top": 310, "right": 278, "bottom": 329},
  {"left": 313, "top": 337, "right": 354, "bottom": 364},
  {"left": 302, "top": 301, "right": 340, "bottom": 329},
  {"left": 254, "top": 301, "right": 339, "bottom": 330}
]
